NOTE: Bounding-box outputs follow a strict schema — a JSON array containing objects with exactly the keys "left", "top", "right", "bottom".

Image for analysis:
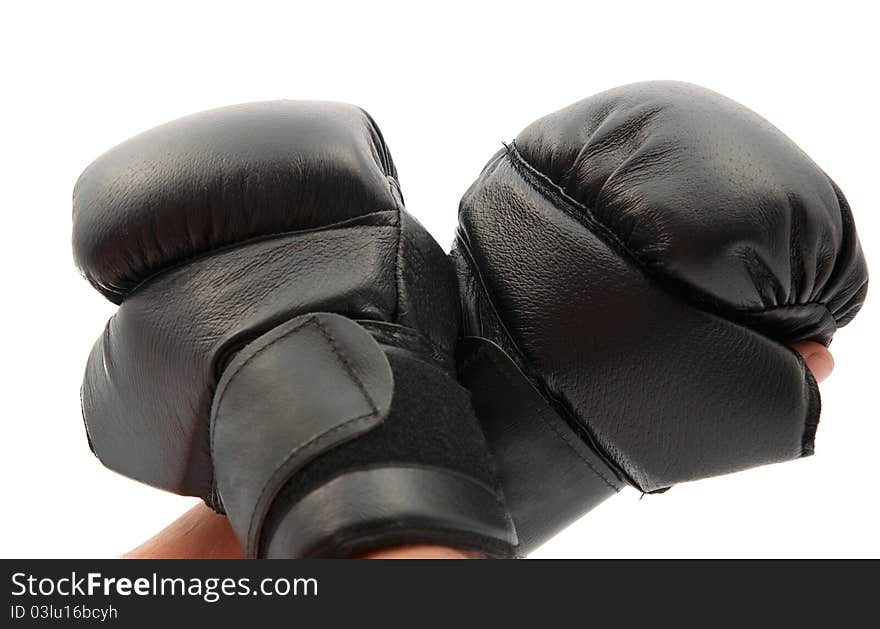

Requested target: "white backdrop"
[{"left": 1, "top": 0, "right": 876, "bottom": 558}]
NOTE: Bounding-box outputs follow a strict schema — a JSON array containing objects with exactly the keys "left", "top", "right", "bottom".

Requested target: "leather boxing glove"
[
  {"left": 74, "top": 101, "right": 516, "bottom": 558},
  {"left": 452, "top": 82, "right": 868, "bottom": 554}
]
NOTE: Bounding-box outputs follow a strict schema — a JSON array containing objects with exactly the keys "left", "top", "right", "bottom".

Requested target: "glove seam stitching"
[
  {"left": 211, "top": 314, "right": 384, "bottom": 555},
  {"left": 461, "top": 347, "right": 620, "bottom": 493},
  {"left": 95, "top": 211, "right": 398, "bottom": 303},
  {"left": 392, "top": 182, "right": 404, "bottom": 325},
  {"left": 249, "top": 411, "right": 378, "bottom": 555},
  {"left": 454, "top": 235, "right": 632, "bottom": 488},
  {"left": 505, "top": 143, "right": 838, "bottom": 328},
  {"left": 210, "top": 314, "right": 379, "bottom": 465}
]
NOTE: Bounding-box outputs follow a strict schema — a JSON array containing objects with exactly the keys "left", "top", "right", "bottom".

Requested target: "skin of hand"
[{"left": 123, "top": 341, "right": 834, "bottom": 560}]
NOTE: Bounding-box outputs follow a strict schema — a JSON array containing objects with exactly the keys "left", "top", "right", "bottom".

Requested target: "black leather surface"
[
  {"left": 455, "top": 82, "right": 868, "bottom": 545},
  {"left": 211, "top": 313, "right": 393, "bottom": 557},
  {"left": 264, "top": 466, "right": 516, "bottom": 559},
  {"left": 512, "top": 81, "right": 867, "bottom": 344},
  {"left": 75, "top": 101, "right": 515, "bottom": 557},
  {"left": 73, "top": 101, "right": 399, "bottom": 303},
  {"left": 81, "top": 215, "right": 400, "bottom": 497},
  {"left": 457, "top": 337, "right": 622, "bottom": 554}
]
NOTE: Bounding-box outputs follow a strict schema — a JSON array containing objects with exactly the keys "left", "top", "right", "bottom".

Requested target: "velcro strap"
[{"left": 210, "top": 313, "right": 393, "bottom": 557}]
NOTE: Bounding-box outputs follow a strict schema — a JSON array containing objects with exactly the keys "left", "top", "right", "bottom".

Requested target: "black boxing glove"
[
  {"left": 452, "top": 81, "right": 868, "bottom": 554},
  {"left": 74, "top": 101, "right": 516, "bottom": 558}
]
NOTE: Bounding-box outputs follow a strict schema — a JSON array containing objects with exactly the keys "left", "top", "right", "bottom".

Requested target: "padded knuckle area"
[
  {"left": 74, "top": 101, "right": 518, "bottom": 557},
  {"left": 72, "top": 100, "right": 400, "bottom": 303},
  {"left": 511, "top": 81, "right": 867, "bottom": 342},
  {"left": 460, "top": 153, "right": 819, "bottom": 490}
]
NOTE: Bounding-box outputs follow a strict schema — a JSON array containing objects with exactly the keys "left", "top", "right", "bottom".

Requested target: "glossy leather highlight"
[
  {"left": 454, "top": 82, "right": 867, "bottom": 553},
  {"left": 75, "top": 101, "right": 516, "bottom": 558}
]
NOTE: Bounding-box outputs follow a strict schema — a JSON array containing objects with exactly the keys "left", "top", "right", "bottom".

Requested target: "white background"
[{"left": 0, "top": 1, "right": 876, "bottom": 558}]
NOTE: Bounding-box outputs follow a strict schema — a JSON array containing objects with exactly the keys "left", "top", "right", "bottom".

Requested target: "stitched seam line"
[
  {"left": 464, "top": 348, "right": 620, "bottom": 493},
  {"left": 209, "top": 313, "right": 385, "bottom": 553},
  {"left": 211, "top": 315, "right": 316, "bottom": 455},
  {"left": 455, "top": 231, "right": 639, "bottom": 489},
  {"left": 99, "top": 211, "right": 398, "bottom": 303},
  {"left": 209, "top": 313, "right": 385, "bottom": 552},
  {"left": 453, "top": 234, "right": 529, "bottom": 367},
  {"left": 246, "top": 411, "right": 378, "bottom": 553},
  {"left": 801, "top": 359, "right": 821, "bottom": 457},
  {"left": 505, "top": 144, "right": 837, "bottom": 322},
  {"left": 211, "top": 314, "right": 379, "bottom": 456},
  {"left": 312, "top": 317, "right": 379, "bottom": 415},
  {"left": 392, "top": 185, "right": 404, "bottom": 324}
]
